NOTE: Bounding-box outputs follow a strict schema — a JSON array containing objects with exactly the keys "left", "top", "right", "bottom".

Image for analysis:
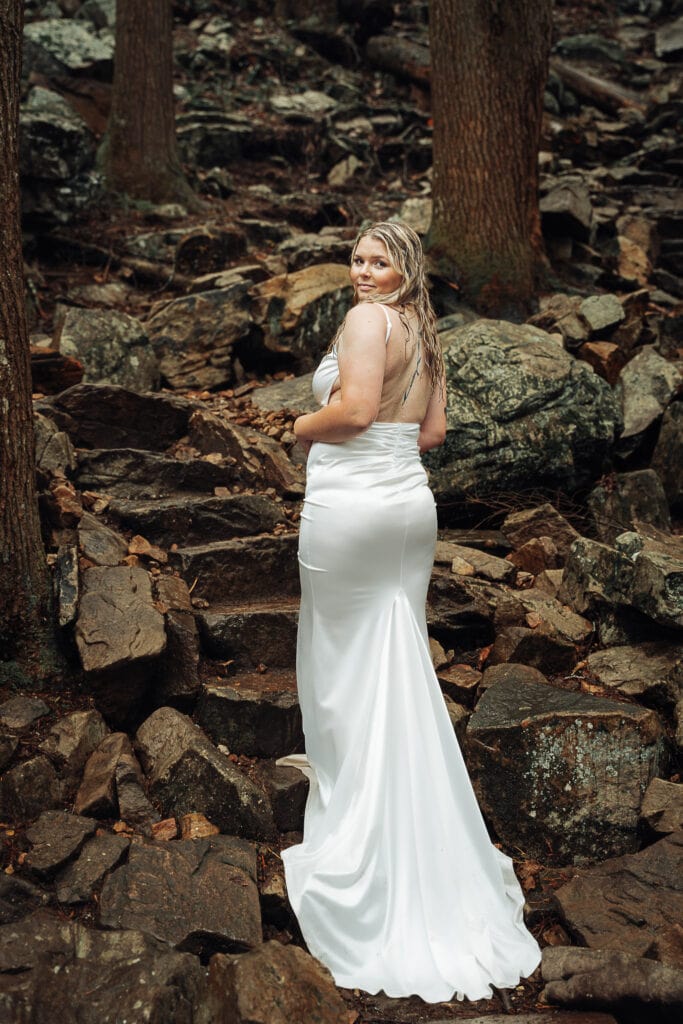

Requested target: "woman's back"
[{"left": 376, "top": 304, "right": 433, "bottom": 425}]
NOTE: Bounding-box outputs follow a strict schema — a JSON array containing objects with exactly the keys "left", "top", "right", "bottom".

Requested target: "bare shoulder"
[{"left": 344, "top": 302, "right": 389, "bottom": 334}]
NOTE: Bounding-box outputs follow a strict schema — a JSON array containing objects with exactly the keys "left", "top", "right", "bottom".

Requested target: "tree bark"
[
  {"left": 427, "top": 0, "right": 553, "bottom": 316},
  {"left": 0, "top": 0, "right": 61, "bottom": 684},
  {"left": 101, "top": 0, "right": 195, "bottom": 206}
]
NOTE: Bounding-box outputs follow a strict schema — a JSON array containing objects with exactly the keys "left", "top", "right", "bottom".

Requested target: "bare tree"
[
  {"left": 0, "top": 0, "right": 61, "bottom": 684},
  {"left": 101, "top": 0, "right": 195, "bottom": 205},
  {"left": 427, "top": 0, "right": 552, "bottom": 316}
]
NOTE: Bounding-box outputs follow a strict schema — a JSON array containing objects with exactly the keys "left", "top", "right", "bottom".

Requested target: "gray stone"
[
  {"left": 277, "top": 232, "right": 351, "bottom": 273},
  {"left": 640, "top": 779, "right": 683, "bottom": 837},
  {"left": 652, "top": 402, "right": 683, "bottom": 513},
  {"left": 250, "top": 372, "right": 318, "bottom": 415},
  {"left": 559, "top": 535, "right": 635, "bottom": 616},
  {"left": 170, "top": 534, "right": 299, "bottom": 603},
  {"left": 198, "top": 683, "right": 303, "bottom": 758},
  {"left": 74, "top": 732, "right": 151, "bottom": 823},
  {"left": 487, "top": 624, "right": 578, "bottom": 674},
  {"left": 542, "top": 947, "right": 683, "bottom": 1022},
  {"left": 56, "top": 833, "right": 130, "bottom": 904},
  {"left": 588, "top": 470, "right": 672, "bottom": 545},
  {"left": 527, "top": 293, "right": 589, "bottom": 349},
  {"left": 425, "top": 321, "right": 620, "bottom": 503},
  {"left": 25, "top": 811, "right": 97, "bottom": 879},
  {"left": 579, "top": 294, "right": 626, "bottom": 336},
  {"left": 259, "top": 762, "right": 308, "bottom": 833},
  {"left": 99, "top": 836, "right": 261, "bottom": 955},
  {"left": 136, "top": 707, "right": 274, "bottom": 840},
  {"left": 55, "top": 544, "right": 79, "bottom": 628},
  {"left": 23, "top": 18, "right": 113, "bottom": 77},
  {"left": 110, "top": 493, "right": 285, "bottom": 547},
  {"left": 77, "top": 511, "right": 128, "bottom": 566},
  {"left": 0, "top": 756, "right": 60, "bottom": 821},
  {"left": 206, "top": 941, "right": 348, "bottom": 1024},
  {"left": 466, "top": 677, "right": 667, "bottom": 863},
  {"left": 75, "top": 447, "right": 234, "bottom": 499},
  {"left": 20, "top": 87, "right": 94, "bottom": 183},
  {"left": 75, "top": 566, "right": 166, "bottom": 674},
  {"left": 655, "top": 15, "right": 683, "bottom": 59},
  {"left": 0, "top": 732, "right": 18, "bottom": 772},
  {"left": 540, "top": 182, "right": 594, "bottom": 240},
  {"left": 554, "top": 832, "right": 683, "bottom": 965},
  {"left": 56, "top": 308, "right": 160, "bottom": 392},
  {"left": 586, "top": 643, "right": 682, "bottom": 708},
  {"left": 34, "top": 411, "right": 76, "bottom": 477},
  {"left": 0, "top": 696, "right": 50, "bottom": 731},
  {"left": 616, "top": 346, "right": 681, "bottom": 444},
  {"left": 39, "top": 709, "right": 109, "bottom": 790},
  {"left": 0, "top": 875, "right": 48, "bottom": 926},
  {"left": 439, "top": 541, "right": 516, "bottom": 584},
  {"left": 502, "top": 504, "right": 581, "bottom": 561},
  {"left": 617, "top": 526, "right": 683, "bottom": 631},
  {"left": 197, "top": 601, "right": 299, "bottom": 668}
]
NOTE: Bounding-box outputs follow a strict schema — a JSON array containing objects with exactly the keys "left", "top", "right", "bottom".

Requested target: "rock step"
[
  {"left": 108, "top": 493, "right": 287, "bottom": 548},
  {"left": 196, "top": 598, "right": 299, "bottom": 668},
  {"left": 75, "top": 448, "right": 235, "bottom": 499},
  {"left": 170, "top": 534, "right": 299, "bottom": 603},
  {"left": 197, "top": 672, "right": 302, "bottom": 759}
]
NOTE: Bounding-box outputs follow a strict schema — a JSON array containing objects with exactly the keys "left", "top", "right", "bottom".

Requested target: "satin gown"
[{"left": 278, "top": 314, "right": 541, "bottom": 1002}]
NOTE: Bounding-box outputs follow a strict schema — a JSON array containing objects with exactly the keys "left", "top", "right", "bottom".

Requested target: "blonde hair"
[{"left": 336, "top": 220, "right": 444, "bottom": 393}]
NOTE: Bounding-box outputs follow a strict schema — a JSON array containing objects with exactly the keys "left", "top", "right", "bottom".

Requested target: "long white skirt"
[{"left": 279, "top": 422, "right": 541, "bottom": 1003}]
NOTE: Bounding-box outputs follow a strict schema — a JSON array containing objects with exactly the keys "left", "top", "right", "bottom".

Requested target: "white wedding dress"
[{"left": 278, "top": 312, "right": 541, "bottom": 1002}]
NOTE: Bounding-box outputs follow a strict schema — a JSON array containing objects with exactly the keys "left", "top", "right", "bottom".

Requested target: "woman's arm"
[
  {"left": 418, "top": 372, "right": 447, "bottom": 453},
  {"left": 294, "top": 304, "right": 387, "bottom": 444}
]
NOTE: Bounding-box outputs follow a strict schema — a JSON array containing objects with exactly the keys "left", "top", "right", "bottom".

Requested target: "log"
[
  {"left": 31, "top": 348, "right": 84, "bottom": 394},
  {"left": 550, "top": 58, "right": 646, "bottom": 114},
  {"left": 364, "top": 35, "right": 430, "bottom": 87}
]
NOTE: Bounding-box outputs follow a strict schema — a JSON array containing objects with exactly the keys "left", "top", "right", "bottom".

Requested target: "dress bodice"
[{"left": 311, "top": 303, "right": 393, "bottom": 407}]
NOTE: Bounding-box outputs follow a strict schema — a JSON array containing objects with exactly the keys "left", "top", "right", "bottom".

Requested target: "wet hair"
[{"left": 336, "top": 220, "right": 444, "bottom": 394}]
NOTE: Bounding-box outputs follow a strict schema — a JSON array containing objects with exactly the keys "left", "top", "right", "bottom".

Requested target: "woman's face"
[{"left": 350, "top": 236, "right": 403, "bottom": 300}]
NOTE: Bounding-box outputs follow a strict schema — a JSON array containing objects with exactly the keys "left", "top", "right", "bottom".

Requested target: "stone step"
[
  {"left": 75, "top": 448, "right": 234, "bottom": 499},
  {"left": 109, "top": 493, "right": 287, "bottom": 547},
  {"left": 196, "top": 597, "right": 299, "bottom": 668},
  {"left": 170, "top": 533, "right": 299, "bottom": 603},
  {"left": 197, "top": 670, "right": 302, "bottom": 759}
]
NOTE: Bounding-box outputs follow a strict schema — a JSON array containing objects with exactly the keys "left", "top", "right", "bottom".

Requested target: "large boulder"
[
  {"left": 22, "top": 18, "right": 114, "bottom": 78},
  {"left": 20, "top": 87, "right": 94, "bottom": 183},
  {"left": 425, "top": 320, "right": 621, "bottom": 502},
  {"left": 466, "top": 675, "right": 667, "bottom": 863},
  {"left": 55, "top": 308, "right": 160, "bottom": 392}
]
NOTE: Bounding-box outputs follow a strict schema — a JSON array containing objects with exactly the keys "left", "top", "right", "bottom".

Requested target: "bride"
[{"left": 278, "top": 221, "right": 541, "bottom": 1003}]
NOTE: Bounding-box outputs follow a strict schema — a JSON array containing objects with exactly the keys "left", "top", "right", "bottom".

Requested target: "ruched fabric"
[{"left": 279, "top": 422, "right": 541, "bottom": 1002}]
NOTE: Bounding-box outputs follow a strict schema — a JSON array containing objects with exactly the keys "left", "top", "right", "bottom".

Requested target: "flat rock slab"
[
  {"left": 170, "top": 534, "right": 299, "bottom": 603},
  {"left": 555, "top": 831, "right": 683, "bottom": 967},
  {"left": 198, "top": 683, "right": 303, "bottom": 758},
  {"left": 136, "top": 706, "right": 274, "bottom": 839},
  {"left": 207, "top": 940, "right": 348, "bottom": 1024},
  {"left": 25, "top": 811, "right": 97, "bottom": 879},
  {"left": 75, "top": 447, "right": 233, "bottom": 499},
  {"left": 197, "top": 600, "right": 299, "bottom": 668},
  {"left": 466, "top": 677, "right": 667, "bottom": 863},
  {"left": 0, "top": 696, "right": 50, "bottom": 731},
  {"left": 77, "top": 512, "right": 128, "bottom": 566},
  {"left": 99, "top": 836, "right": 261, "bottom": 955},
  {"left": 56, "top": 833, "right": 130, "bottom": 904},
  {"left": 0, "top": 910, "right": 207, "bottom": 1024},
  {"left": 75, "top": 565, "right": 166, "bottom": 674},
  {"left": 110, "top": 492, "right": 285, "bottom": 547},
  {"left": 586, "top": 642, "right": 682, "bottom": 707}
]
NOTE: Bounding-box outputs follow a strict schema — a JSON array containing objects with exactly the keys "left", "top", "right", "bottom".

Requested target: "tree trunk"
[
  {"left": 101, "top": 0, "right": 195, "bottom": 206},
  {"left": 0, "top": 0, "right": 61, "bottom": 685},
  {"left": 427, "top": 0, "right": 553, "bottom": 316}
]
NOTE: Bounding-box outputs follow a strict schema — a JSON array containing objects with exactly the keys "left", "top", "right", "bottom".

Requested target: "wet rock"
[
  {"left": 542, "top": 946, "right": 683, "bottom": 1023},
  {"left": 25, "top": 810, "right": 97, "bottom": 879},
  {"left": 111, "top": 492, "right": 285, "bottom": 547},
  {"left": 145, "top": 283, "right": 251, "bottom": 391},
  {"left": 502, "top": 503, "right": 581, "bottom": 561},
  {"left": 198, "top": 683, "right": 303, "bottom": 758},
  {"left": 75, "top": 447, "right": 234, "bottom": 499},
  {"left": 197, "top": 601, "right": 298, "bottom": 668},
  {"left": 466, "top": 676, "right": 667, "bottom": 863},
  {"left": 56, "top": 833, "right": 130, "bottom": 904},
  {"left": 99, "top": 836, "right": 261, "bottom": 954},
  {"left": 56, "top": 308, "right": 160, "bottom": 392},
  {"left": 579, "top": 294, "right": 626, "bottom": 337},
  {"left": 206, "top": 940, "right": 348, "bottom": 1024},
  {"left": 540, "top": 181, "right": 593, "bottom": 241},
  {"left": 0, "top": 910, "right": 208, "bottom": 1024},
  {"left": 136, "top": 707, "right": 274, "bottom": 839},
  {"left": 250, "top": 372, "right": 318, "bottom": 415},
  {"left": 0, "top": 875, "right": 48, "bottom": 926},
  {"left": 77, "top": 511, "right": 128, "bottom": 566},
  {"left": 250, "top": 263, "right": 353, "bottom": 370},
  {"left": 37, "top": 383, "right": 193, "bottom": 451},
  {"left": 39, "top": 709, "right": 109, "bottom": 792},
  {"left": 258, "top": 762, "right": 308, "bottom": 832},
  {"left": 554, "top": 832, "right": 683, "bottom": 964},
  {"left": 616, "top": 346, "right": 681, "bottom": 449},
  {"left": 588, "top": 470, "right": 672, "bottom": 545},
  {"left": 426, "top": 321, "right": 620, "bottom": 503},
  {"left": 651, "top": 402, "right": 683, "bottom": 513},
  {"left": 586, "top": 642, "right": 682, "bottom": 708},
  {"left": 0, "top": 756, "right": 60, "bottom": 821},
  {"left": 34, "top": 411, "right": 76, "bottom": 478},
  {"left": 75, "top": 566, "right": 166, "bottom": 674},
  {"left": 0, "top": 696, "right": 50, "bottom": 731},
  {"left": 170, "top": 534, "right": 299, "bottom": 603}
]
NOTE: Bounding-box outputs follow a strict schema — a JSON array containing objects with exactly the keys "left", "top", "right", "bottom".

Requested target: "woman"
[{"left": 278, "top": 222, "right": 540, "bottom": 1003}]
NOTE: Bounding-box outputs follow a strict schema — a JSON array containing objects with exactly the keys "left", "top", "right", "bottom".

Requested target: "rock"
[
  {"left": 99, "top": 836, "right": 261, "bottom": 955},
  {"left": 259, "top": 762, "right": 308, "bottom": 832},
  {"left": 559, "top": 535, "right": 635, "bottom": 617},
  {"left": 427, "top": 568, "right": 497, "bottom": 650},
  {"left": 75, "top": 448, "right": 234, "bottom": 499},
  {"left": 0, "top": 756, "right": 60, "bottom": 821},
  {"left": 178, "top": 812, "right": 220, "bottom": 840},
  {"left": 479, "top": 662, "right": 551, "bottom": 694},
  {"left": 579, "top": 294, "right": 626, "bottom": 337},
  {"left": 277, "top": 232, "right": 351, "bottom": 273},
  {"left": 651, "top": 402, "right": 683, "bottom": 513},
  {"left": 110, "top": 492, "right": 285, "bottom": 547},
  {"left": 39, "top": 709, "right": 109, "bottom": 791},
  {"left": 327, "top": 154, "right": 362, "bottom": 185},
  {"left": 56, "top": 833, "right": 130, "bottom": 904},
  {"left": 37, "top": 383, "right": 193, "bottom": 451},
  {"left": 170, "top": 534, "right": 299, "bottom": 603},
  {"left": 77, "top": 511, "right": 128, "bottom": 566},
  {"left": 250, "top": 372, "right": 318, "bottom": 415},
  {"left": 25, "top": 811, "right": 97, "bottom": 879},
  {"left": 640, "top": 778, "right": 683, "bottom": 837},
  {"left": 554, "top": 832, "right": 683, "bottom": 965},
  {"left": 533, "top": 568, "right": 565, "bottom": 598},
  {"left": 250, "top": 263, "right": 353, "bottom": 370},
  {"left": 655, "top": 16, "right": 683, "bottom": 59},
  {"left": 75, "top": 565, "right": 166, "bottom": 674},
  {"left": 425, "top": 321, "right": 621, "bottom": 503},
  {"left": 586, "top": 643, "right": 682, "bottom": 708},
  {"left": 198, "top": 683, "right": 303, "bottom": 758},
  {"left": 0, "top": 696, "right": 50, "bottom": 731},
  {"left": 617, "top": 235, "right": 652, "bottom": 288},
  {"left": 542, "top": 946, "right": 683, "bottom": 1022},
  {"left": 437, "top": 663, "right": 482, "bottom": 705},
  {"left": 270, "top": 89, "right": 338, "bottom": 118},
  {"left": 540, "top": 182, "right": 593, "bottom": 241},
  {"left": 502, "top": 504, "right": 581, "bottom": 561},
  {"left": 616, "top": 345, "right": 681, "bottom": 447},
  {"left": 206, "top": 941, "right": 348, "bottom": 1024},
  {"left": 617, "top": 525, "right": 683, "bottom": 630},
  {"left": 136, "top": 707, "right": 274, "bottom": 839},
  {"left": 466, "top": 676, "right": 667, "bottom": 863},
  {"left": 54, "top": 544, "right": 79, "bottom": 628},
  {"left": 20, "top": 87, "right": 94, "bottom": 183},
  {"left": 588, "top": 470, "right": 672, "bottom": 545},
  {"left": 398, "top": 195, "right": 432, "bottom": 235},
  {"left": 175, "top": 224, "right": 247, "bottom": 275},
  {"left": 22, "top": 18, "right": 113, "bottom": 77},
  {"left": 487, "top": 623, "right": 578, "bottom": 674},
  {"left": 527, "top": 293, "right": 589, "bottom": 349},
  {"left": 74, "top": 732, "right": 153, "bottom": 826},
  {"left": 0, "top": 874, "right": 48, "bottom": 925},
  {"left": 438, "top": 541, "right": 515, "bottom": 584},
  {"left": 154, "top": 577, "right": 201, "bottom": 704},
  {"left": 0, "top": 732, "right": 18, "bottom": 772},
  {"left": 145, "top": 283, "right": 251, "bottom": 391},
  {"left": 33, "top": 411, "right": 76, "bottom": 477},
  {"left": 56, "top": 308, "right": 160, "bottom": 392},
  {"left": 0, "top": 910, "right": 208, "bottom": 1024},
  {"left": 578, "top": 341, "right": 627, "bottom": 385},
  {"left": 197, "top": 601, "right": 299, "bottom": 668},
  {"left": 507, "top": 536, "right": 562, "bottom": 575}
]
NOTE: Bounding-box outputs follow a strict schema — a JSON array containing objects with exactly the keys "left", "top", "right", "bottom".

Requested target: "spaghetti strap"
[{"left": 376, "top": 303, "right": 392, "bottom": 345}]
